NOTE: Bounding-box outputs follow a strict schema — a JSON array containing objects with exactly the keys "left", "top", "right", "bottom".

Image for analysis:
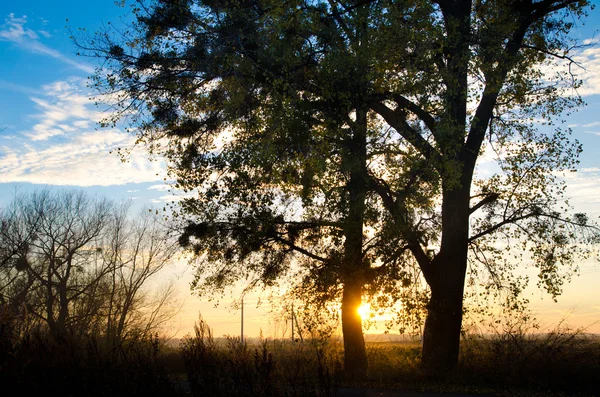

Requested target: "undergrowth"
[
  {"left": 0, "top": 330, "right": 178, "bottom": 397},
  {"left": 2, "top": 316, "right": 598, "bottom": 397},
  {"left": 458, "top": 323, "right": 600, "bottom": 395},
  {"left": 180, "top": 316, "right": 341, "bottom": 396}
]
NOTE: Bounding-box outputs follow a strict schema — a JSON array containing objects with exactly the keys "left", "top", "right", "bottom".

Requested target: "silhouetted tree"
[
  {"left": 78, "top": 0, "right": 598, "bottom": 375},
  {"left": 78, "top": 0, "right": 441, "bottom": 377},
  {"left": 102, "top": 207, "right": 180, "bottom": 345},
  {"left": 0, "top": 190, "right": 180, "bottom": 342}
]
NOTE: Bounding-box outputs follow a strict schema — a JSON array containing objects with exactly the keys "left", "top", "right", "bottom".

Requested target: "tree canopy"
[{"left": 79, "top": 0, "right": 598, "bottom": 375}]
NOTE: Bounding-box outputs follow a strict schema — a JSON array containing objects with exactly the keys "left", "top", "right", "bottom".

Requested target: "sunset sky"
[{"left": 1, "top": 0, "right": 600, "bottom": 338}]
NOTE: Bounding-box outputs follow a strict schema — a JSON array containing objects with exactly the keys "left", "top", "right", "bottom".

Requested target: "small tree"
[{"left": 102, "top": 208, "right": 181, "bottom": 345}]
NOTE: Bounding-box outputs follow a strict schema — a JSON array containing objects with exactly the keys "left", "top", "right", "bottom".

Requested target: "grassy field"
[{"left": 2, "top": 319, "right": 599, "bottom": 397}]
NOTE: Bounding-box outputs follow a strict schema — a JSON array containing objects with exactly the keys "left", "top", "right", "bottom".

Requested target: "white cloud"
[
  {"left": 158, "top": 193, "right": 194, "bottom": 202},
  {"left": 582, "top": 38, "right": 599, "bottom": 46},
  {"left": 570, "top": 44, "right": 600, "bottom": 96},
  {"left": 23, "top": 80, "right": 106, "bottom": 141},
  {"left": 0, "top": 131, "right": 166, "bottom": 186},
  {"left": 147, "top": 184, "right": 172, "bottom": 191},
  {"left": 536, "top": 38, "right": 600, "bottom": 98},
  {"left": 572, "top": 121, "right": 600, "bottom": 128},
  {"left": 561, "top": 171, "right": 600, "bottom": 217},
  {"left": 0, "top": 13, "right": 93, "bottom": 74},
  {"left": 0, "top": 79, "right": 167, "bottom": 186},
  {"left": 0, "top": 14, "right": 37, "bottom": 41}
]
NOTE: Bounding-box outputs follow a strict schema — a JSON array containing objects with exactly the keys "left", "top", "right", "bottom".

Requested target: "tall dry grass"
[
  {"left": 180, "top": 316, "right": 341, "bottom": 397},
  {"left": 0, "top": 328, "right": 180, "bottom": 397},
  {"left": 458, "top": 322, "right": 600, "bottom": 395},
  {"left": 2, "top": 313, "right": 598, "bottom": 397}
]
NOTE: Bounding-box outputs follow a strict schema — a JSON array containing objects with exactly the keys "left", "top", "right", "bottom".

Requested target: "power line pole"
[{"left": 241, "top": 295, "right": 244, "bottom": 344}]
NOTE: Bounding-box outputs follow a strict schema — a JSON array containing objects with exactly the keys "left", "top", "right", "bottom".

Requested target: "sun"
[{"left": 357, "top": 303, "right": 371, "bottom": 320}]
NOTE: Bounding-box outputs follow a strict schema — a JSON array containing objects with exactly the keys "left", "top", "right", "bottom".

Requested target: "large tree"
[
  {"left": 80, "top": 0, "right": 440, "bottom": 377},
  {"left": 363, "top": 0, "right": 597, "bottom": 373},
  {"left": 80, "top": 0, "right": 597, "bottom": 375}
]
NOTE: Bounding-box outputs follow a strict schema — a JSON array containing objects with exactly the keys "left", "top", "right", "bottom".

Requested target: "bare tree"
[
  {"left": 0, "top": 190, "right": 180, "bottom": 342},
  {"left": 102, "top": 207, "right": 181, "bottom": 345}
]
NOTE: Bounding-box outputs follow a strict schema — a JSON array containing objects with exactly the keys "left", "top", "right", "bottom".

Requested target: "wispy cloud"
[
  {"left": 0, "top": 13, "right": 93, "bottom": 74},
  {"left": 148, "top": 184, "right": 195, "bottom": 202},
  {"left": 570, "top": 43, "right": 600, "bottom": 97},
  {"left": 158, "top": 193, "right": 195, "bottom": 202},
  {"left": 582, "top": 38, "right": 600, "bottom": 46},
  {"left": 560, "top": 171, "right": 600, "bottom": 217},
  {"left": 0, "top": 132, "right": 166, "bottom": 187},
  {"left": 538, "top": 38, "right": 600, "bottom": 97},
  {"left": 24, "top": 80, "right": 105, "bottom": 141},
  {"left": 147, "top": 184, "right": 172, "bottom": 192},
  {"left": 0, "top": 79, "right": 40, "bottom": 95},
  {"left": 0, "top": 79, "right": 166, "bottom": 186}
]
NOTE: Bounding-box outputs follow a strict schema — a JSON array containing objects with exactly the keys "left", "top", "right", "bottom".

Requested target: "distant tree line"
[{"left": 0, "top": 189, "right": 180, "bottom": 346}]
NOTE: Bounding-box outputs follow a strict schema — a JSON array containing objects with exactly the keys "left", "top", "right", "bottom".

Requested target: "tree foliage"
[{"left": 78, "top": 0, "right": 598, "bottom": 374}]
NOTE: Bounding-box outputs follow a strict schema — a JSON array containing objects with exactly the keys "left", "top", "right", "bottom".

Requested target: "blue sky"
[
  {"left": 1, "top": 1, "right": 600, "bottom": 337},
  {"left": 0, "top": 1, "right": 171, "bottom": 208}
]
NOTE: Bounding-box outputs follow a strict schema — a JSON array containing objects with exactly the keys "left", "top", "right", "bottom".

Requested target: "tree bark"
[
  {"left": 340, "top": 104, "right": 369, "bottom": 378},
  {"left": 421, "top": 273, "right": 465, "bottom": 375},
  {"left": 341, "top": 279, "right": 367, "bottom": 378},
  {"left": 421, "top": 184, "right": 470, "bottom": 375}
]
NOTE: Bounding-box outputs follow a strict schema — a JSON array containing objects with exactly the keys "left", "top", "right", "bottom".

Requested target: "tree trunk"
[
  {"left": 341, "top": 279, "right": 368, "bottom": 378},
  {"left": 340, "top": 104, "right": 369, "bottom": 378},
  {"left": 55, "top": 281, "right": 69, "bottom": 338},
  {"left": 421, "top": 186, "right": 470, "bottom": 375},
  {"left": 421, "top": 275, "right": 465, "bottom": 375}
]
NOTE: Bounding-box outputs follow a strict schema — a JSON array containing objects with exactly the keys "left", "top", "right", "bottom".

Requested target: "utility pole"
[
  {"left": 291, "top": 303, "right": 294, "bottom": 343},
  {"left": 241, "top": 295, "right": 244, "bottom": 344}
]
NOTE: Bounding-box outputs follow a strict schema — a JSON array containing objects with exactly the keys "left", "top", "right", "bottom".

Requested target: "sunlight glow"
[{"left": 357, "top": 303, "right": 371, "bottom": 320}]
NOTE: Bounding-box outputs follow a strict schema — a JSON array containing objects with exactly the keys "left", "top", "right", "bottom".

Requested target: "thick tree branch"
[
  {"left": 469, "top": 209, "right": 597, "bottom": 243},
  {"left": 270, "top": 234, "right": 329, "bottom": 263},
  {"left": 464, "top": 14, "right": 531, "bottom": 168},
  {"left": 364, "top": 174, "right": 433, "bottom": 279},
  {"left": 531, "top": 0, "right": 586, "bottom": 19},
  {"left": 182, "top": 221, "right": 330, "bottom": 263},
  {"left": 469, "top": 213, "right": 534, "bottom": 243},
  {"left": 469, "top": 192, "right": 499, "bottom": 214},
  {"left": 371, "top": 92, "right": 438, "bottom": 135},
  {"left": 369, "top": 101, "right": 442, "bottom": 167}
]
